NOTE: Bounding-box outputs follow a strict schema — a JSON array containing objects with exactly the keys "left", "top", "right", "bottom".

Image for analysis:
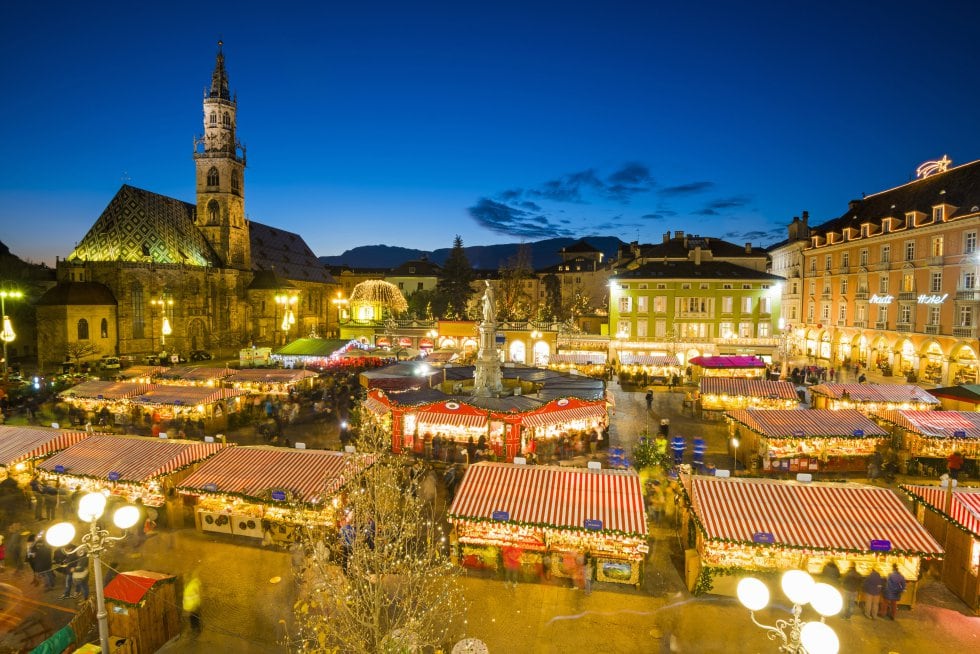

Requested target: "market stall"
[
  {"left": 697, "top": 378, "right": 799, "bottom": 419},
  {"left": 178, "top": 446, "right": 374, "bottom": 544},
  {"left": 875, "top": 410, "right": 980, "bottom": 474},
  {"left": 0, "top": 426, "right": 91, "bottom": 483},
  {"left": 157, "top": 366, "right": 234, "bottom": 386},
  {"left": 448, "top": 462, "right": 648, "bottom": 586},
  {"left": 924, "top": 385, "right": 980, "bottom": 411},
  {"left": 681, "top": 474, "right": 943, "bottom": 604},
  {"left": 520, "top": 396, "right": 608, "bottom": 456},
  {"left": 271, "top": 338, "right": 367, "bottom": 370},
  {"left": 59, "top": 380, "right": 151, "bottom": 425},
  {"left": 410, "top": 400, "right": 492, "bottom": 456},
  {"left": 38, "top": 435, "right": 227, "bottom": 524},
  {"left": 726, "top": 409, "right": 889, "bottom": 473},
  {"left": 132, "top": 385, "right": 249, "bottom": 423},
  {"left": 689, "top": 355, "right": 767, "bottom": 380},
  {"left": 809, "top": 383, "right": 939, "bottom": 412},
  {"left": 224, "top": 368, "right": 318, "bottom": 396},
  {"left": 617, "top": 354, "right": 681, "bottom": 386},
  {"left": 901, "top": 484, "right": 980, "bottom": 613},
  {"left": 117, "top": 365, "right": 169, "bottom": 382},
  {"left": 548, "top": 352, "right": 608, "bottom": 379}
]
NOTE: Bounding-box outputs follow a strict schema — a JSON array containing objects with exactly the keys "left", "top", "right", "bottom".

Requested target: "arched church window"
[
  {"left": 100, "top": 318, "right": 108, "bottom": 338},
  {"left": 207, "top": 200, "right": 220, "bottom": 225},
  {"left": 132, "top": 282, "right": 144, "bottom": 339},
  {"left": 77, "top": 319, "right": 90, "bottom": 341},
  {"left": 207, "top": 167, "right": 219, "bottom": 187},
  {"left": 231, "top": 169, "right": 240, "bottom": 195},
  {"left": 210, "top": 112, "right": 217, "bottom": 124}
]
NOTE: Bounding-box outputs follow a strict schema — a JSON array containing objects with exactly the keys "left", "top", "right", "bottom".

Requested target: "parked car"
[
  {"left": 100, "top": 355, "right": 121, "bottom": 370},
  {"left": 190, "top": 350, "right": 213, "bottom": 361}
]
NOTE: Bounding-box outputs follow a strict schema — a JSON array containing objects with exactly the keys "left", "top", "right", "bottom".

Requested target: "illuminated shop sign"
[{"left": 869, "top": 294, "right": 948, "bottom": 305}]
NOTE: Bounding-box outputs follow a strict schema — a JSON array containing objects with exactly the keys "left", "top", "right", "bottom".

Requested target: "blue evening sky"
[{"left": 2, "top": 1, "right": 979, "bottom": 266}]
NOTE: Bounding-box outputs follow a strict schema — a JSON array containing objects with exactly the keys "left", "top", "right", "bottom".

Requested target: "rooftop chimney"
[
  {"left": 694, "top": 245, "right": 702, "bottom": 265},
  {"left": 745, "top": 242, "right": 752, "bottom": 253},
  {"left": 674, "top": 230, "right": 684, "bottom": 240},
  {"left": 663, "top": 232, "right": 670, "bottom": 244}
]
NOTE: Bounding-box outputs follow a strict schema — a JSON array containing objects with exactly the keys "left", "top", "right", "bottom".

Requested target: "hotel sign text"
[{"left": 869, "top": 294, "right": 948, "bottom": 305}]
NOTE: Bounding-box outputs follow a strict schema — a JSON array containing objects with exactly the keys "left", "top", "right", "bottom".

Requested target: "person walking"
[
  {"left": 883, "top": 564, "right": 907, "bottom": 620},
  {"left": 33, "top": 537, "right": 55, "bottom": 590},
  {"left": 841, "top": 566, "right": 862, "bottom": 619},
  {"left": 182, "top": 573, "right": 203, "bottom": 636},
  {"left": 645, "top": 391, "right": 653, "bottom": 411},
  {"left": 71, "top": 554, "right": 89, "bottom": 600},
  {"left": 948, "top": 450, "right": 965, "bottom": 481},
  {"left": 863, "top": 568, "right": 883, "bottom": 619}
]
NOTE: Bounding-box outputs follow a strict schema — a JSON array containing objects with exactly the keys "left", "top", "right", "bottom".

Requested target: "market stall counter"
[
  {"left": 901, "top": 484, "right": 980, "bottom": 614},
  {"left": 177, "top": 446, "right": 374, "bottom": 544},
  {"left": 726, "top": 409, "right": 889, "bottom": 474},
  {"left": 809, "top": 383, "right": 939, "bottom": 413},
  {"left": 680, "top": 474, "right": 943, "bottom": 604},
  {"left": 448, "top": 462, "right": 648, "bottom": 586},
  {"left": 37, "top": 435, "right": 228, "bottom": 525}
]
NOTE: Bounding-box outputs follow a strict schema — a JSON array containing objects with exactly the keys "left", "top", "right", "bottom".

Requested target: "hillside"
[{"left": 318, "top": 236, "right": 624, "bottom": 270}]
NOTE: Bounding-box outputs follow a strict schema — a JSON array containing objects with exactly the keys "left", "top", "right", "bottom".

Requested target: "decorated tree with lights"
[
  {"left": 435, "top": 235, "right": 474, "bottom": 320},
  {"left": 288, "top": 421, "right": 465, "bottom": 653}
]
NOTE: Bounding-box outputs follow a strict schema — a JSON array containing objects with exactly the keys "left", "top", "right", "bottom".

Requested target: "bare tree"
[
  {"left": 64, "top": 342, "right": 99, "bottom": 367},
  {"left": 288, "top": 422, "right": 464, "bottom": 653}
]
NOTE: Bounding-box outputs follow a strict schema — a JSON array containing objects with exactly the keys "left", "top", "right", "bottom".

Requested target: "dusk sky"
[{"left": 3, "top": 1, "right": 980, "bottom": 266}]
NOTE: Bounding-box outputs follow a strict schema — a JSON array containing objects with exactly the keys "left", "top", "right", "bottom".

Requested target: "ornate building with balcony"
[
  {"left": 768, "top": 156, "right": 980, "bottom": 386},
  {"left": 34, "top": 45, "right": 336, "bottom": 370}
]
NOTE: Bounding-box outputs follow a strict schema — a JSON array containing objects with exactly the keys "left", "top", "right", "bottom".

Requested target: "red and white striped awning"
[
  {"left": 690, "top": 475, "right": 942, "bottom": 555},
  {"left": 361, "top": 395, "right": 390, "bottom": 416},
  {"left": 160, "top": 366, "right": 234, "bottom": 382},
  {"left": 224, "top": 369, "right": 317, "bottom": 384},
  {"left": 60, "top": 380, "right": 150, "bottom": 400},
  {"left": 810, "top": 383, "right": 939, "bottom": 405},
  {"left": 522, "top": 401, "right": 607, "bottom": 428},
  {"left": 118, "top": 366, "right": 168, "bottom": 379},
  {"left": 726, "top": 409, "right": 888, "bottom": 438},
  {"left": 133, "top": 386, "right": 248, "bottom": 406},
  {"left": 700, "top": 377, "right": 799, "bottom": 400},
  {"left": 39, "top": 435, "right": 227, "bottom": 482},
  {"left": 178, "top": 446, "right": 374, "bottom": 504},
  {"left": 875, "top": 410, "right": 980, "bottom": 439},
  {"left": 618, "top": 354, "right": 678, "bottom": 367},
  {"left": 901, "top": 484, "right": 980, "bottom": 537},
  {"left": 449, "top": 462, "right": 647, "bottom": 536},
  {"left": 416, "top": 402, "right": 488, "bottom": 429},
  {"left": 551, "top": 352, "right": 608, "bottom": 365},
  {"left": 0, "top": 426, "right": 91, "bottom": 468}
]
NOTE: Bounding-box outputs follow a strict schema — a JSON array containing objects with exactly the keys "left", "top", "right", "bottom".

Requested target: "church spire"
[{"left": 209, "top": 40, "right": 231, "bottom": 100}]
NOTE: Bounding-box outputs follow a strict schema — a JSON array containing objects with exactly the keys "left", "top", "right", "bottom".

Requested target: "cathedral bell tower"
[{"left": 194, "top": 41, "right": 250, "bottom": 269}]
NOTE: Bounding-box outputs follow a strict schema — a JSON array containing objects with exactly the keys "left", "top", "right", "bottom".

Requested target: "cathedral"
[{"left": 36, "top": 44, "right": 336, "bottom": 370}]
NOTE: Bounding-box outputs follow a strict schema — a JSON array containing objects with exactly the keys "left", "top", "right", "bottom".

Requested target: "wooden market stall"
[
  {"left": 448, "top": 462, "right": 648, "bottom": 586},
  {"left": 132, "top": 385, "right": 249, "bottom": 424},
  {"left": 689, "top": 355, "right": 767, "bottom": 380},
  {"left": 726, "top": 409, "right": 889, "bottom": 474},
  {"left": 548, "top": 352, "right": 608, "bottom": 379},
  {"left": 901, "top": 484, "right": 980, "bottom": 614},
  {"left": 37, "top": 435, "right": 227, "bottom": 526},
  {"left": 809, "top": 383, "right": 939, "bottom": 412},
  {"left": 617, "top": 354, "right": 680, "bottom": 386},
  {"left": 59, "top": 380, "right": 151, "bottom": 426},
  {"left": 117, "top": 365, "right": 169, "bottom": 381},
  {"left": 224, "top": 368, "right": 318, "bottom": 395},
  {"left": 158, "top": 366, "right": 234, "bottom": 386},
  {"left": 103, "top": 570, "right": 181, "bottom": 654},
  {"left": 0, "top": 426, "right": 91, "bottom": 482},
  {"left": 925, "top": 385, "right": 980, "bottom": 411},
  {"left": 875, "top": 410, "right": 980, "bottom": 476},
  {"left": 697, "top": 378, "right": 799, "bottom": 419},
  {"left": 520, "top": 396, "right": 609, "bottom": 456},
  {"left": 177, "top": 446, "right": 374, "bottom": 545},
  {"left": 681, "top": 475, "right": 943, "bottom": 604}
]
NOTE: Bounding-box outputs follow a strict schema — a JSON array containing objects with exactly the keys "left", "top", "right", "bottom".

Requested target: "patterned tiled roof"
[
  {"left": 249, "top": 221, "right": 334, "bottom": 283},
  {"left": 68, "top": 185, "right": 221, "bottom": 267}
]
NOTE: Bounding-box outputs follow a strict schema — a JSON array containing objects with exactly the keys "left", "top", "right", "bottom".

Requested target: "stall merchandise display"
[{"left": 875, "top": 410, "right": 980, "bottom": 460}]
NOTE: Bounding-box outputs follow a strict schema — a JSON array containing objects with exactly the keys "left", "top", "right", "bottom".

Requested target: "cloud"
[
  {"left": 704, "top": 196, "right": 752, "bottom": 210},
  {"left": 723, "top": 227, "right": 786, "bottom": 244},
  {"left": 659, "top": 181, "right": 714, "bottom": 196},
  {"left": 604, "top": 162, "right": 655, "bottom": 202},
  {"left": 467, "top": 198, "right": 574, "bottom": 239},
  {"left": 528, "top": 169, "right": 603, "bottom": 203},
  {"left": 641, "top": 213, "right": 667, "bottom": 220}
]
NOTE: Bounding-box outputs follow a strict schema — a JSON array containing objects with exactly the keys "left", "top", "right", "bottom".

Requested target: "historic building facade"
[
  {"left": 35, "top": 45, "right": 336, "bottom": 370},
  {"left": 769, "top": 156, "right": 980, "bottom": 386}
]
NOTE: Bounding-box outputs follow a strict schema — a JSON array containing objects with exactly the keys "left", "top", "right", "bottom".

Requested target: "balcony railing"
[
  {"left": 924, "top": 324, "right": 940, "bottom": 335},
  {"left": 870, "top": 262, "right": 891, "bottom": 271},
  {"left": 926, "top": 255, "right": 945, "bottom": 266},
  {"left": 820, "top": 292, "right": 832, "bottom": 300},
  {"left": 852, "top": 320, "right": 866, "bottom": 328},
  {"left": 855, "top": 291, "right": 869, "bottom": 300},
  {"left": 875, "top": 321, "right": 889, "bottom": 330},
  {"left": 898, "top": 292, "right": 917, "bottom": 301},
  {"left": 838, "top": 265, "right": 850, "bottom": 274},
  {"left": 953, "top": 326, "right": 976, "bottom": 338},
  {"left": 896, "top": 322, "right": 912, "bottom": 333},
  {"left": 956, "top": 290, "right": 980, "bottom": 301},
  {"left": 836, "top": 320, "right": 847, "bottom": 327}
]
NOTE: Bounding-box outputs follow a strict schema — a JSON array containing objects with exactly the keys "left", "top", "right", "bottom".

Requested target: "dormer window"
[{"left": 933, "top": 206, "right": 945, "bottom": 221}]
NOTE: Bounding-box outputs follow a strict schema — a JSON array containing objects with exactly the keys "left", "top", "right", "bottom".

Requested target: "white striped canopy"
[
  {"left": 449, "top": 462, "right": 647, "bottom": 536},
  {"left": 875, "top": 410, "right": 980, "bottom": 439},
  {"left": 60, "top": 380, "right": 150, "bottom": 400},
  {"left": 118, "top": 366, "right": 168, "bottom": 379},
  {"left": 700, "top": 377, "right": 799, "bottom": 400},
  {"left": 39, "top": 435, "right": 227, "bottom": 482},
  {"left": 901, "top": 484, "right": 980, "bottom": 537},
  {"left": 522, "top": 399, "right": 606, "bottom": 428},
  {"left": 178, "top": 446, "right": 374, "bottom": 504},
  {"left": 726, "top": 409, "right": 888, "bottom": 438},
  {"left": 133, "top": 386, "right": 247, "bottom": 406},
  {"left": 618, "top": 353, "right": 678, "bottom": 367},
  {"left": 224, "top": 369, "right": 317, "bottom": 383},
  {"left": 551, "top": 352, "right": 608, "bottom": 365},
  {"left": 810, "top": 383, "right": 939, "bottom": 405},
  {"left": 0, "top": 426, "right": 91, "bottom": 468},
  {"left": 416, "top": 402, "right": 488, "bottom": 429},
  {"left": 160, "top": 366, "right": 234, "bottom": 382},
  {"left": 690, "top": 475, "right": 943, "bottom": 555}
]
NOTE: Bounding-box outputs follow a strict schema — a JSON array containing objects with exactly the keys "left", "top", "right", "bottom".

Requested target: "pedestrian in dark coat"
[
  {"left": 863, "top": 569, "right": 883, "bottom": 619},
  {"left": 883, "top": 564, "right": 907, "bottom": 620}
]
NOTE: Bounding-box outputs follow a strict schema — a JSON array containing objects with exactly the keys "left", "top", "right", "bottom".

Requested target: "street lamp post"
[
  {"left": 331, "top": 291, "right": 349, "bottom": 338},
  {"left": 151, "top": 298, "right": 174, "bottom": 352},
  {"left": 44, "top": 492, "right": 141, "bottom": 654},
  {"left": 731, "top": 436, "right": 740, "bottom": 476},
  {"left": 0, "top": 289, "right": 24, "bottom": 383},
  {"left": 275, "top": 292, "right": 298, "bottom": 345},
  {"left": 737, "top": 570, "right": 842, "bottom": 654}
]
